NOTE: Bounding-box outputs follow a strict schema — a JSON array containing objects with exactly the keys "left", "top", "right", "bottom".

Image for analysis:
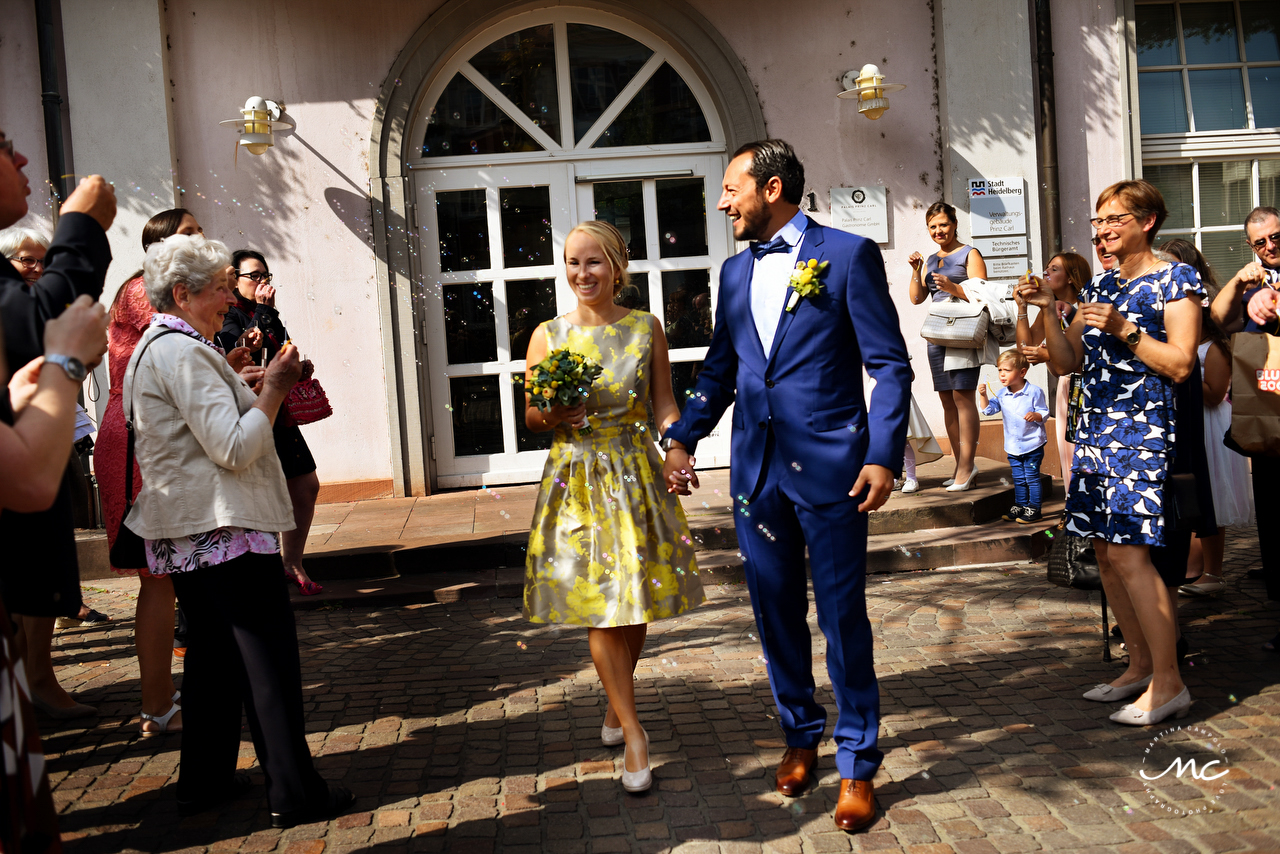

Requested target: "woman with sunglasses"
[
  {"left": 1020, "top": 181, "right": 1202, "bottom": 726},
  {"left": 216, "top": 250, "right": 322, "bottom": 595}
]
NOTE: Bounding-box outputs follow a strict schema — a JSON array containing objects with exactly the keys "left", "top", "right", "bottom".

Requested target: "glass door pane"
[{"left": 416, "top": 163, "right": 575, "bottom": 485}]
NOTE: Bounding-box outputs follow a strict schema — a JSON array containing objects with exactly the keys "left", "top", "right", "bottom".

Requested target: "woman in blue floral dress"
[{"left": 1022, "top": 180, "right": 1202, "bottom": 727}]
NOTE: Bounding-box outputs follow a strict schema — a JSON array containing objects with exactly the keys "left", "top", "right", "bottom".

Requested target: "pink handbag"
[{"left": 286, "top": 377, "right": 333, "bottom": 425}]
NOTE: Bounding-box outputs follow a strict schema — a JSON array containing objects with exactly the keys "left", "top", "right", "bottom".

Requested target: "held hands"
[
  {"left": 60, "top": 175, "right": 118, "bottom": 231},
  {"left": 850, "top": 464, "right": 894, "bottom": 513},
  {"left": 662, "top": 448, "right": 699, "bottom": 495},
  {"left": 43, "top": 295, "right": 108, "bottom": 368},
  {"left": 1247, "top": 287, "right": 1280, "bottom": 327},
  {"left": 264, "top": 341, "right": 302, "bottom": 392}
]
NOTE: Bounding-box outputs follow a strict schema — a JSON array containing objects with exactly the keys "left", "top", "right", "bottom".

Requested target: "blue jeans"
[{"left": 1008, "top": 445, "right": 1045, "bottom": 509}]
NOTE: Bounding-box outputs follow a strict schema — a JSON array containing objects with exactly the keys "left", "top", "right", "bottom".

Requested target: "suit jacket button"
[
  {"left": 765, "top": 379, "right": 775, "bottom": 388},
  {"left": 757, "top": 421, "right": 767, "bottom": 429}
]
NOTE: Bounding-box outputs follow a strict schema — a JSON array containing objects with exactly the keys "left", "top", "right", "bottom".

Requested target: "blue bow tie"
[{"left": 749, "top": 236, "right": 790, "bottom": 260}]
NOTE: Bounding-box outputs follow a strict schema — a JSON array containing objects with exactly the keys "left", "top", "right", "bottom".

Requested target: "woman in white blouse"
[{"left": 123, "top": 234, "right": 352, "bottom": 827}]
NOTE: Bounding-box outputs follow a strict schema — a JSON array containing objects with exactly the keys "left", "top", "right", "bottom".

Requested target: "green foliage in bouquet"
[{"left": 521, "top": 346, "right": 604, "bottom": 433}]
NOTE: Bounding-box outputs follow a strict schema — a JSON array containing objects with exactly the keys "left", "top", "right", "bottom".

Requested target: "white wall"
[{"left": 0, "top": 0, "right": 55, "bottom": 231}]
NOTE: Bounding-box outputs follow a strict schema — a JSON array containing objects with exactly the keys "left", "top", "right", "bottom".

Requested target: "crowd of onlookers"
[
  {"left": 0, "top": 128, "right": 352, "bottom": 851},
  {"left": 907, "top": 184, "right": 1280, "bottom": 724}
]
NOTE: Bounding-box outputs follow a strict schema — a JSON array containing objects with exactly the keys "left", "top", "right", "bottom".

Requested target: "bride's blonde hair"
[{"left": 565, "top": 221, "right": 629, "bottom": 292}]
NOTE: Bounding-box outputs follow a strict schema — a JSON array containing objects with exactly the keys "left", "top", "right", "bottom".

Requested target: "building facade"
[{"left": 2, "top": 0, "right": 1275, "bottom": 497}]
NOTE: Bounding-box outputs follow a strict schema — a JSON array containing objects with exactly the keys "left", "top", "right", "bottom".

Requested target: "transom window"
[
  {"left": 1137, "top": 1, "right": 1280, "bottom": 134},
  {"left": 420, "top": 22, "right": 712, "bottom": 158}
]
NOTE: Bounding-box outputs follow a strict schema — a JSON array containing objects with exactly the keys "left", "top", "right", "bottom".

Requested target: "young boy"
[{"left": 980, "top": 350, "right": 1049, "bottom": 524}]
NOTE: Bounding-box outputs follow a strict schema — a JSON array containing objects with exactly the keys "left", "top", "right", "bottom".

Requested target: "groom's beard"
[{"left": 733, "top": 190, "right": 773, "bottom": 243}]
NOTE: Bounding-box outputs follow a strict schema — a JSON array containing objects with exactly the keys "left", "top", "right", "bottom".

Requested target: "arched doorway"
[{"left": 369, "top": 0, "right": 765, "bottom": 494}]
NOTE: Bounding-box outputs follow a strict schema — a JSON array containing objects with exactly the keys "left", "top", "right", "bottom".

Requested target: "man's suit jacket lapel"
[{"left": 765, "top": 218, "right": 826, "bottom": 370}]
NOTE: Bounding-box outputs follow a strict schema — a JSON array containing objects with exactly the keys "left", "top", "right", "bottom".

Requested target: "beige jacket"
[{"left": 123, "top": 327, "right": 295, "bottom": 539}]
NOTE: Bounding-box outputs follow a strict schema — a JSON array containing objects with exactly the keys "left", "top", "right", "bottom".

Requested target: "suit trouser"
[
  {"left": 736, "top": 437, "right": 883, "bottom": 781},
  {"left": 1253, "top": 456, "right": 1280, "bottom": 601},
  {"left": 171, "top": 550, "right": 327, "bottom": 813}
]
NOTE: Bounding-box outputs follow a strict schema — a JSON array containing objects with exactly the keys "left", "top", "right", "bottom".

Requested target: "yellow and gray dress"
[{"left": 524, "top": 310, "right": 705, "bottom": 627}]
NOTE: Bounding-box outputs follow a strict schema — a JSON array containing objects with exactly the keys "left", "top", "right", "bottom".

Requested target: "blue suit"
[{"left": 665, "top": 216, "right": 911, "bottom": 780}]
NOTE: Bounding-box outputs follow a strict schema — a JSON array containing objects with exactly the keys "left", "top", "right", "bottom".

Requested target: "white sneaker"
[{"left": 901, "top": 478, "right": 920, "bottom": 494}]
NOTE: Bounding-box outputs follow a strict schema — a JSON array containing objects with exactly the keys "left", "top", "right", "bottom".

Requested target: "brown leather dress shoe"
[
  {"left": 834, "top": 779, "right": 876, "bottom": 831},
  {"left": 775, "top": 747, "right": 818, "bottom": 796}
]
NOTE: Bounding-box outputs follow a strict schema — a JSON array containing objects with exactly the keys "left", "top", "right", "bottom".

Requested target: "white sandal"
[{"left": 140, "top": 702, "right": 182, "bottom": 736}]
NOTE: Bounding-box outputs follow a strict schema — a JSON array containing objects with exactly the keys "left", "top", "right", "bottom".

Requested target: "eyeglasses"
[
  {"left": 0, "top": 138, "right": 12, "bottom": 160},
  {"left": 1091, "top": 235, "right": 1102, "bottom": 246},
  {"left": 1088, "top": 212, "right": 1137, "bottom": 228},
  {"left": 236, "top": 270, "right": 273, "bottom": 284},
  {"left": 7, "top": 255, "right": 44, "bottom": 268},
  {"left": 1250, "top": 232, "right": 1280, "bottom": 251}
]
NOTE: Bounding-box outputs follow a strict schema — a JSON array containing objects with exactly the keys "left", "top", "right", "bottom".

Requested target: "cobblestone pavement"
[{"left": 46, "top": 528, "right": 1280, "bottom": 853}]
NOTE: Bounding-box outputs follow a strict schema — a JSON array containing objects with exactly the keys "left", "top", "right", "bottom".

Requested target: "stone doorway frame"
[{"left": 367, "top": 0, "right": 765, "bottom": 496}]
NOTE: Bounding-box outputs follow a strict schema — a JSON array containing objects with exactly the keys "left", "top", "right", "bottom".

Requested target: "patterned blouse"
[{"left": 140, "top": 314, "right": 280, "bottom": 576}]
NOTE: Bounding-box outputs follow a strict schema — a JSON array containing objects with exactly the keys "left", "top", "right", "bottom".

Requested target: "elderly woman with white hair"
[
  {"left": 1, "top": 225, "right": 50, "bottom": 286},
  {"left": 123, "top": 233, "right": 352, "bottom": 825}
]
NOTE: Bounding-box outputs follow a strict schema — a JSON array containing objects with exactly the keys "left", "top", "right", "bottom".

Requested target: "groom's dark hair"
[{"left": 733, "top": 139, "right": 805, "bottom": 206}]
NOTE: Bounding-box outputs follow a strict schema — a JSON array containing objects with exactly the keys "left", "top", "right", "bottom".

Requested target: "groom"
[{"left": 661, "top": 139, "right": 910, "bottom": 831}]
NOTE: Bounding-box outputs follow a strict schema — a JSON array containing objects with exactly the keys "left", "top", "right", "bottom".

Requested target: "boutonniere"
[{"left": 785, "top": 258, "right": 829, "bottom": 312}]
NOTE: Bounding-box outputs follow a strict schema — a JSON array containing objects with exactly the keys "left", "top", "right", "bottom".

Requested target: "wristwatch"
[
  {"left": 1124, "top": 326, "right": 1142, "bottom": 347},
  {"left": 660, "top": 436, "right": 679, "bottom": 453},
  {"left": 45, "top": 354, "right": 88, "bottom": 382}
]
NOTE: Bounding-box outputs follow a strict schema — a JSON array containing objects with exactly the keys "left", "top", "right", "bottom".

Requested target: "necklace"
[{"left": 1118, "top": 257, "right": 1162, "bottom": 283}]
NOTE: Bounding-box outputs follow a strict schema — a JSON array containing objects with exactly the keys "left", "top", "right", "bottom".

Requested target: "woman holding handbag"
[
  {"left": 216, "top": 249, "right": 324, "bottom": 595},
  {"left": 908, "top": 202, "right": 988, "bottom": 492}
]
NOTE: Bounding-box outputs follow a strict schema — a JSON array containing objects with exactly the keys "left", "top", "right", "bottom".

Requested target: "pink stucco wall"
[{"left": 3, "top": 0, "right": 1130, "bottom": 488}]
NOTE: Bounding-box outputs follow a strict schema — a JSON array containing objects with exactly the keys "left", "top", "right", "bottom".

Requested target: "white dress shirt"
[{"left": 750, "top": 210, "right": 808, "bottom": 356}]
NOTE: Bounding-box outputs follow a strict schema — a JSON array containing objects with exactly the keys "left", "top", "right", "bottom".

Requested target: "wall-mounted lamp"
[
  {"left": 837, "top": 64, "right": 906, "bottom": 120},
  {"left": 219, "top": 96, "right": 293, "bottom": 155}
]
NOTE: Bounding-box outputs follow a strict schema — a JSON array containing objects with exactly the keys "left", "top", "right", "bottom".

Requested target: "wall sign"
[
  {"left": 968, "top": 177, "right": 1026, "bottom": 237},
  {"left": 831, "top": 186, "right": 888, "bottom": 244},
  {"left": 987, "top": 256, "right": 1030, "bottom": 280},
  {"left": 971, "top": 236, "right": 1027, "bottom": 257}
]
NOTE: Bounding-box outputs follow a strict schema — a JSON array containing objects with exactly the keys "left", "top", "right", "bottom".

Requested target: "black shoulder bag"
[{"left": 109, "top": 329, "right": 181, "bottom": 570}]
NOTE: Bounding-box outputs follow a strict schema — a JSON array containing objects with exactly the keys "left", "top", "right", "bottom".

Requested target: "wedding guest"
[
  {"left": 215, "top": 250, "right": 322, "bottom": 595},
  {"left": 0, "top": 133, "right": 117, "bottom": 720},
  {"left": 0, "top": 125, "right": 112, "bottom": 853},
  {"left": 96, "top": 208, "right": 208, "bottom": 735},
  {"left": 1158, "top": 240, "right": 1251, "bottom": 597},
  {"left": 979, "top": 350, "right": 1048, "bottom": 524},
  {"left": 1209, "top": 206, "right": 1280, "bottom": 650},
  {"left": 1, "top": 224, "right": 49, "bottom": 285},
  {"left": 126, "top": 233, "right": 351, "bottom": 824},
  {"left": 0, "top": 296, "right": 108, "bottom": 854},
  {"left": 523, "top": 221, "right": 705, "bottom": 794},
  {"left": 908, "top": 202, "right": 988, "bottom": 491},
  {"left": 1025, "top": 180, "right": 1200, "bottom": 725},
  {"left": 1014, "top": 252, "right": 1089, "bottom": 514}
]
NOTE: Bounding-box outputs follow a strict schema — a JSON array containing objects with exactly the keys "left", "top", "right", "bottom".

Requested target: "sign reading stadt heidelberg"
[{"left": 968, "top": 178, "right": 1026, "bottom": 237}]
